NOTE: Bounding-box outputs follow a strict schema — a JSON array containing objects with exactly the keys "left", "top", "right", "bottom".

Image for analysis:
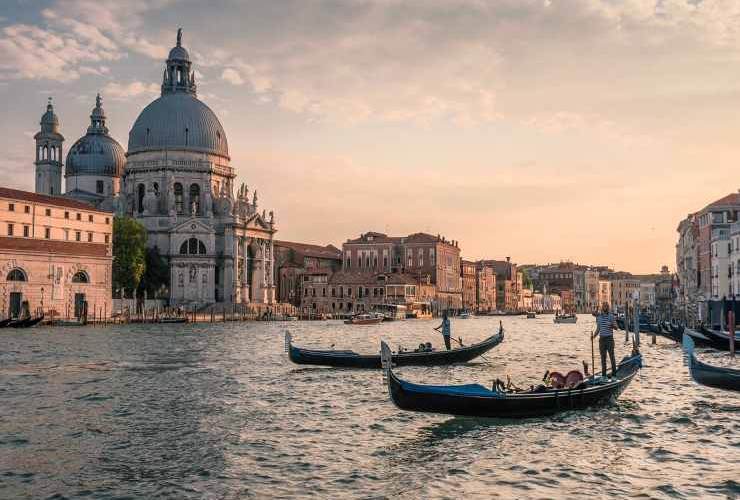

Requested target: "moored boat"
[
  {"left": 683, "top": 334, "right": 740, "bottom": 392},
  {"left": 0, "top": 318, "right": 12, "bottom": 328},
  {"left": 458, "top": 311, "right": 471, "bottom": 319},
  {"left": 344, "top": 313, "right": 384, "bottom": 325},
  {"left": 158, "top": 317, "right": 189, "bottom": 324},
  {"left": 285, "top": 324, "right": 504, "bottom": 369},
  {"left": 697, "top": 326, "right": 740, "bottom": 351},
  {"left": 8, "top": 316, "right": 44, "bottom": 328},
  {"left": 379, "top": 341, "right": 642, "bottom": 418}
]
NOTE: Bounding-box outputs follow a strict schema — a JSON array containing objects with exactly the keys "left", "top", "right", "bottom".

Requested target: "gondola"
[
  {"left": 159, "top": 317, "right": 189, "bottom": 324},
  {"left": 379, "top": 341, "right": 642, "bottom": 418},
  {"left": 6, "top": 316, "right": 44, "bottom": 328},
  {"left": 683, "top": 334, "right": 740, "bottom": 392},
  {"left": 697, "top": 326, "right": 740, "bottom": 351},
  {"left": 285, "top": 324, "right": 504, "bottom": 369},
  {"left": 0, "top": 318, "right": 12, "bottom": 328}
]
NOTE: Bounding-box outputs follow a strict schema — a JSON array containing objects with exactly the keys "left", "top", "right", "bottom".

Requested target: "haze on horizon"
[{"left": 1, "top": 0, "right": 737, "bottom": 274}]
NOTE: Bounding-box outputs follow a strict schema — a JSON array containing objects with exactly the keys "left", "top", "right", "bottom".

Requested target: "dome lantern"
[{"left": 162, "top": 28, "right": 197, "bottom": 96}]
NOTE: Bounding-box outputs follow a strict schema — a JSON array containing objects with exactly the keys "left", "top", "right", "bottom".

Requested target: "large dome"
[
  {"left": 127, "top": 93, "right": 229, "bottom": 158},
  {"left": 66, "top": 134, "right": 125, "bottom": 177}
]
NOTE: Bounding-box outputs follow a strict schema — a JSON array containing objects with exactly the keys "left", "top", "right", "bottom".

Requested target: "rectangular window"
[
  {"left": 24, "top": 205, "right": 30, "bottom": 214},
  {"left": 88, "top": 232, "right": 93, "bottom": 242},
  {"left": 8, "top": 203, "right": 14, "bottom": 212},
  {"left": 64, "top": 211, "right": 69, "bottom": 219},
  {"left": 45, "top": 208, "right": 51, "bottom": 216},
  {"left": 64, "top": 229, "right": 69, "bottom": 241},
  {"left": 75, "top": 231, "right": 81, "bottom": 241},
  {"left": 23, "top": 226, "right": 29, "bottom": 237},
  {"left": 96, "top": 180, "right": 104, "bottom": 194},
  {"left": 105, "top": 217, "right": 110, "bottom": 224},
  {"left": 45, "top": 227, "right": 51, "bottom": 239},
  {"left": 88, "top": 214, "right": 93, "bottom": 222},
  {"left": 76, "top": 213, "right": 81, "bottom": 221},
  {"left": 7, "top": 224, "right": 13, "bottom": 236},
  {"left": 104, "top": 234, "right": 110, "bottom": 244}
]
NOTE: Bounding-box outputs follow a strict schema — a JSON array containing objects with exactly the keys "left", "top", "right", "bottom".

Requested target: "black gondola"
[
  {"left": 285, "top": 324, "right": 504, "bottom": 369},
  {"left": 697, "top": 326, "right": 740, "bottom": 351},
  {"left": 9, "top": 316, "right": 44, "bottom": 328},
  {"left": 379, "top": 341, "right": 642, "bottom": 418},
  {"left": 683, "top": 334, "right": 740, "bottom": 392},
  {"left": 0, "top": 318, "right": 12, "bottom": 328}
]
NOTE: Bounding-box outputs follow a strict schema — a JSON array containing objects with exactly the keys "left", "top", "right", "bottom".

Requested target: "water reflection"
[{"left": 0, "top": 316, "right": 738, "bottom": 499}]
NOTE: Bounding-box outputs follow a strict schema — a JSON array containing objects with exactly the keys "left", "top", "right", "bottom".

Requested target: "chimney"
[{"left": 506, "top": 256, "right": 511, "bottom": 263}]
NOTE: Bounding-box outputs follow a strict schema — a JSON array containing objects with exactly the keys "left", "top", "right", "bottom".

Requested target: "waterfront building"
[
  {"left": 300, "top": 271, "right": 419, "bottom": 315},
  {"left": 461, "top": 259, "right": 477, "bottom": 311},
  {"left": 274, "top": 240, "right": 342, "bottom": 307},
  {"left": 342, "top": 232, "right": 462, "bottom": 310},
  {"left": 26, "top": 30, "right": 278, "bottom": 308},
  {"left": 610, "top": 273, "right": 641, "bottom": 313},
  {"left": 729, "top": 222, "right": 740, "bottom": 299},
  {"left": 518, "top": 287, "right": 533, "bottom": 312},
  {"left": 0, "top": 187, "right": 112, "bottom": 319},
  {"left": 639, "top": 282, "right": 656, "bottom": 309},
  {"left": 710, "top": 229, "right": 730, "bottom": 301},
  {"left": 654, "top": 265, "right": 674, "bottom": 320},
  {"left": 598, "top": 280, "right": 612, "bottom": 309},
  {"left": 475, "top": 262, "right": 496, "bottom": 312},
  {"left": 676, "top": 214, "right": 700, "bottom": 324},
  {"left": 584, "top": 269, "right": 600, "bottom": 312},
  {"left": 483, "top": 258, "right": 519, "bottom": 312}
]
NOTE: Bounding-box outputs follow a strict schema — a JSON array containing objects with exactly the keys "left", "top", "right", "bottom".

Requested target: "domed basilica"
[{"left": 33, "top": 29, "right": 277, "bottom": 306}]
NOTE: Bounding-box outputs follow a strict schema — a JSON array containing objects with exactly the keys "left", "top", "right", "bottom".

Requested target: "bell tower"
[{"left": 34, "top": 97, "right": 64, "bottom": 196}]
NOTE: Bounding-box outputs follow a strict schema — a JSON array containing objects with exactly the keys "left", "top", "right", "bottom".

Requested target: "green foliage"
[
  {"left": 112, "top": 217, "right": 147, "bottom": 297},
  {"left": 138, "top": 246, "right": 170, "bottom": 298}
]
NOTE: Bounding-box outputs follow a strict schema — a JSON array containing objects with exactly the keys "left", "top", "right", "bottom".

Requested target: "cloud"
[
  {"left": 102, "top": 81, "right": 159, "bottom": 99},
  {"left": 221, "top": 68, "right": 244, "bottom": 86},
  {"left": 0, "top": 23, "right": 121, "bottom": 81}
]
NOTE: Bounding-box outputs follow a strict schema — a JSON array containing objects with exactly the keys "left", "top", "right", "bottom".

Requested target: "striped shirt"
[{"left": 596, "top": 313, "right": 615, "bottom": 337}]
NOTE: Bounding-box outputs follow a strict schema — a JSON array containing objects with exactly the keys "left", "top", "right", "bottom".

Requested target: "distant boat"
[
  {"left": 554, "top": 313, "right": 577, "bottom": 324},
  {"left": 526, "top": 312, "right": 536, "bottom": 319},
  {"left": 458, "top": 311, "right": 471, "bottom": 319},
  {"left": 344, "top": 313, "right": 384, "bottom": 325}
]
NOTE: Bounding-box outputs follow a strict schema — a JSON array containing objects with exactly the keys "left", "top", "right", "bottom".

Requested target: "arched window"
[
  {"left": 43, "top": 145, "right": 48, "bottom": 160},
  {"left": 174, "top": 183, "right": 183, "bottom": 214},
  {"left": 72, "top": 271, "right": 89, "bottom": 283},
  {"left": 137, "top": 183, "right": 145, "bottom": 213},
  {"left": 7, "top": 268, "right": 27, "bottom": 281},
  {"left": 189, "top": 184, "right": 200, "bottom": 215},
  {"left": 180, "top": 238, "right": 207, "bottom": 255}
]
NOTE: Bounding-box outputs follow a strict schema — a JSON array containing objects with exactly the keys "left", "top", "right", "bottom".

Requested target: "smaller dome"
[
  {"left": 168, "top": 45, "right": 190, "bottom": 61},
  {"left": 65, "top": 134, "right": 125, "bottom": 177}
]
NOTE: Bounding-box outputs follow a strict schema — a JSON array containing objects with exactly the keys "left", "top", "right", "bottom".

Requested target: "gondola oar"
[{"left": 590, "top": 328, "right": 596, "bottom": 380}]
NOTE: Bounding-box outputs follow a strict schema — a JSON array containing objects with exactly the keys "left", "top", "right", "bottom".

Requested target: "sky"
[{"left": 1, "top": 0, "right": 739, "bottom": 274}]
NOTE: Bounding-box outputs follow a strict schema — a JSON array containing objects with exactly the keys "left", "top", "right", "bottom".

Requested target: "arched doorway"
[{"left": 246, "top": 243, "right": 255, "bottom": 301}]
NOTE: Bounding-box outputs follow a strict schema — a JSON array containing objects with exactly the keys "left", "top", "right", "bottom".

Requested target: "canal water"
[{"left": 1, "top": 316, "right": 738, "bottom": 499}]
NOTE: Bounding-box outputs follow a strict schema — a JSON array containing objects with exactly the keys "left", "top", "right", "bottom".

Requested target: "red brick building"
[{"left": 274, "top": 240, "right": 342, "bottom": 307}]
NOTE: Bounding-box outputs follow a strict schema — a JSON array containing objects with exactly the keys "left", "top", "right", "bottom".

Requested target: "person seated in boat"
[
  {"left": 434, "top": 310, "right": 452, "bottom": 350},
  {"left": 593, "top": 302, "right": 618, "bottom": 378},
  {"left": 425, "top": 342, "right": 434, "bottom": 352}
]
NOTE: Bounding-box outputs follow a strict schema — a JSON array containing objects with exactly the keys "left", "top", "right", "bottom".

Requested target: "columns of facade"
[
  {"left": 242, "top": 238, "right": 250, "bottom": 303},
  {"left": 223, "top": 227, "right": 235, "bottom": 303}
]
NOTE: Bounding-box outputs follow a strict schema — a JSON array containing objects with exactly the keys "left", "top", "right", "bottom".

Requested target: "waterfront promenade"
[{"left": 1, "top": 316, "right": 737, "bottom": 499}]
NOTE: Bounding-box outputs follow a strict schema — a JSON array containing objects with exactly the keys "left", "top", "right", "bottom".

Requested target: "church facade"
[{"left": 32, "top": 29, "right": 277, "bottom": 306}]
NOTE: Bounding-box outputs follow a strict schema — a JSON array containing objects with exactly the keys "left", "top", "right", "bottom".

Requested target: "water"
[{"left": 1, "top": 316, "right": 739, "bottom": 499}]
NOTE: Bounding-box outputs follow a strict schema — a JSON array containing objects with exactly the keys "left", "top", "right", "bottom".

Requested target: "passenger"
[
  {"left": 593, "top": 302, "right": 618, "bottom": 378},
  {"left": 425, "top": 342, "right": 433, "bottom": 352}
]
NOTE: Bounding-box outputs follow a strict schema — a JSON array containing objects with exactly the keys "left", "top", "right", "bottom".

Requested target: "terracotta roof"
[
  {"left": 0, "top": 187, "right": 111, "bottom": 212},
  {"left": 0, "top": 237, "right": 110, "bottom": 257},
  {"left": 702, "top": 192, "right": 740, "bottom": 212},
  {"left": 345, "top": 232, "right": 401, "bottom": 244},
  {"left": 404, "top": 232, "right": 441, "bottom": 243},
  {"left": 274, "top": 240, "right": 341, "bottom": 260}
]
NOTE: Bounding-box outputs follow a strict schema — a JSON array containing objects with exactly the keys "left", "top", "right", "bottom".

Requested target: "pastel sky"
[{"left": 1, "top": 0, "right": 738, "bottom": 273}]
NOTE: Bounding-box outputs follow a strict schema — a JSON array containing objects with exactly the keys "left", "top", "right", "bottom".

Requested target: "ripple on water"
[{"left": 1, "top": 317, "right": 739, "bottom": 499}]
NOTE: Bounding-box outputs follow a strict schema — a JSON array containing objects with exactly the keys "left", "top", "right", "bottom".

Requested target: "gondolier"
[
  {"left": 593, "top": 303, "right": 618, "bottom": 378},
  {"left": 434, "top": 311, "right": 452, "bottom": 350}
]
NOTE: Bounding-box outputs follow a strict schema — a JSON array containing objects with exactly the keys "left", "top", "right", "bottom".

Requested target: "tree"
[
  {"left": 138, "top": 246, "right": 170, "bottom": 298},
  {"left": 112, "top": 217, "right": 147, "bottom": 298}
]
